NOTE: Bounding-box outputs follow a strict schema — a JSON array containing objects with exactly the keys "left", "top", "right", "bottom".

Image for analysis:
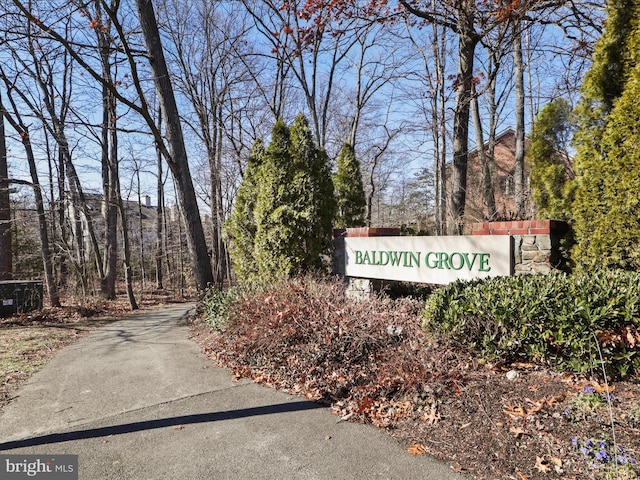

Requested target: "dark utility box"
[{"left": 0, "top": 281, "right": 44, "bottom": 317}]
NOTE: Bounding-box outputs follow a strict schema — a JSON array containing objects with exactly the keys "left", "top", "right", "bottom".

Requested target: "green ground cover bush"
[
  {"left": 202, "top": 284, "right": 257, "bottom": 331},
  {"left": 422, "top": 270, "right": 640, "bottom": 378}
]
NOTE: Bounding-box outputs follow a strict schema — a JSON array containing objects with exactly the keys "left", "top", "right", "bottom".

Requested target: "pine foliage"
[
  {"left": 224, "top": 140, "right": 264, "bottom": 281},
  {"left": 253, "top": 119, "right": 298, "bottom": 280},
  {"left": 528, "top": 98, "right": 575, "bottom": 221},
  {"left": 289, "top": 114, "right": 336, "bottom": 271},
  {"left": 575, "top": 70, "right": 640, "bottom": 270},
  {"left": 333, "top": 143, "right": 366, "bottom": 228},
  {"left": 228, "top": 116, "right": 336, "bottom": 283},
  {"left": 572, "top": 0, "right": 640, "bottom": 270}
]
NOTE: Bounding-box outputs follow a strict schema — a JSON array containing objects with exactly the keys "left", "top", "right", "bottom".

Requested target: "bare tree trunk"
[
  {"left": 365, "top": 129, "right": 395, "bottom": 226},
  {"left": 0, "top": 92, "right": 11, "bottom": 281},
  {"left": 471, "top": 83, "right": 497, "bottom": 221},
  {"left": 70, "top": 186, "right": 88, "bottom": 297},
  {"left": 115, "top": 169, "right": 139, "bottom": 310},
  {"left": 54, "top": 130, "right": 69, "bottom": 288},
  {"left": 155, "top": 107, "right": 164, "bottom": 290},
  {"left": 366, "top": 166, "right": 376, "bottom": 227},
  {"left": 59, "top": 129, "right": 104, "bottom": 287},
  {"left": 22, "top": 137, "right": 60, "bottom": 306},
  {"left": 101, "top": 85, "right": 118, "bottom": 299},
  {"left": 448, "top": 15, "right": 478, "bottom": 234},
  {"left": 95, "top": 0, "right": 118, "bottom": 300},
  {"left": 1, "top": 88, "right": 60, "bottom": 305},
  {"left": 135, "top": 169, "right": 146, "bottom": 292},
  {"left": 136, "top": 0, "right": 213, "bottom": 291},
  {"left": 106, "top": 86, "right": 137, "bottom": 309},
  {"left": 210, "top": 103, "right": 227, "bottom": 290},
  {"left": 434, "top": 22, "right": 448, "bottom": 236},
  {"left": 41, "top": 127, "right": 60, "bottom": 289},
  {"left": 513, "top": 20, "right": 526, "bottom": 218}
]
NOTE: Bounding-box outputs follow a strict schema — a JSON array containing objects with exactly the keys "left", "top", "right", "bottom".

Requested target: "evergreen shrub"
[
  {"left": 422, "top": 270, "right": 640, "bottom": 378},
  {"left": 333, "top": 143, "right": 366, "bottom": 228},
  {"left": 203, "top": 284, "right": 257, "bottom": 331},
  {"left": 227, "top": 115, "right": 335, "bottom": 284}
]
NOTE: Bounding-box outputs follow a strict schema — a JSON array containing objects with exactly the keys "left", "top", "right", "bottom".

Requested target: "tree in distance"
[
  {"left": 333, "top": 143, "right": 366, "bottom": 229},
  {"left": 528, "top": 98, "right": 576, "bottom": 222}
]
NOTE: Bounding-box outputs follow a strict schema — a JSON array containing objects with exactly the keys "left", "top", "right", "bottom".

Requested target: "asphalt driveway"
[{"left": 0, "top": 303, "right": 465, "bottom": 479}]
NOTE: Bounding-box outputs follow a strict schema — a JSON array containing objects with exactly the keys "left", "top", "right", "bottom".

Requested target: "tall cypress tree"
[
  {"left": 572, "top": 0, "right": 640, "bottom": 269},
  {"left": 575, "top": 70, "right": 640, "bottom": 269},
  {"left": 289, "top": 114, "right": 336, "bottom": 271},
  {"left": 333, "top": 143, "right": 366, "bottom": 228},
  {"left": 253, "top": 119, "right": 301, "bottom": 280},
  {"left": 224, "top": 139, "right": 264, "bottom": 281},
  {"left": 228, "top": 116, "right": 337, "bottom": 283}
]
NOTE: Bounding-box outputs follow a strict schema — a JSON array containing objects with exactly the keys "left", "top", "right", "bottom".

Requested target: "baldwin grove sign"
[{"left": 343, "top": 235, "right": 512, "bottom": 285}]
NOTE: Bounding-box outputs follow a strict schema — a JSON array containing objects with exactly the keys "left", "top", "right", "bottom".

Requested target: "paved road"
[{"left": 0, "top": 303, "right": 466, "bottom": 479}]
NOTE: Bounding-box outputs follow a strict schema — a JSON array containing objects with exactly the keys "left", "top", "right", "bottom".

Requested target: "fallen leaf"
[
  {"left": 547, "top": 395, "right": 563, "bottom": 405},
  {"left": 534, "top": 456, "right": 550, "bottom": 473},
  {"left": 407, "top": 443, "right": 427, "bottom": 456},
  {"left": 420, "top": 404, "right": 441, "bottom": 425},
  {"left": 504, "top": 396, "right": 559, "bottom": 419},
  {"left": 356, "top": 396, "right": 374, "bottom": 414},
  {"left": 514, "top": 362, "right": 534, "bottom": 368},
  {"left": 509, "top": 426, "right": 528, "bottom": 437},
  {"left": 549, "top": 455, "right": 562, "bottom": 467},
  {"left": 516, "top": 471, "right": 529, "bottom": 480},
  {"left": 503, "top": 404, "right": 527, "bottom": 418},
  {"left": 576, "top": 381, "right": 615, "bottom": 394},
  {"left": 525, "top": 398, "right": 546, "bottom": 414},
  {"left": 340, "top": 412, "right": 354, "bottom": 422},
  {"left": 625, "top": 326, "right": 637, "bottom": 347},
  {"left": 591, "top": 381, "right": 615, "bottom": 394}
]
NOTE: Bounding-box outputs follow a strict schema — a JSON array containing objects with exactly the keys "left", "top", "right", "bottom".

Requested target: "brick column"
[{"left": 472, "top": 220, "right": 569, "bottom": 274}]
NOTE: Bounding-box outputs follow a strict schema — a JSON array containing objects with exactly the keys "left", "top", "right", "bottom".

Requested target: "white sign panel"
[{"left": 344, "top": 235, "right": 512, "bottom": 284}]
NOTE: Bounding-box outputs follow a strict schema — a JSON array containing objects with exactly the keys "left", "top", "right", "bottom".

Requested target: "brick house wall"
[{"left": 463, "top": 128, "right": 534, "bottom": 226}]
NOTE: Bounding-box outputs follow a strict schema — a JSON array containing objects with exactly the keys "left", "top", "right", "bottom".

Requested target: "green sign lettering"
[
  {"left": 354, "top": 249, "right": 493, "bottom": 272},
  {"left": 479, "top": 253, "right": 491, "bottom": 272}
]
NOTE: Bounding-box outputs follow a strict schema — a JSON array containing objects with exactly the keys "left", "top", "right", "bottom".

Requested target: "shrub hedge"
[{"left": 422, "top": 270, "right": 640, "bottom": 378}]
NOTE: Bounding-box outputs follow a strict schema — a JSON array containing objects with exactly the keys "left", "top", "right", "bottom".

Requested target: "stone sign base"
[{"left": 471, "top": 220, "right": 570, "bottom": 274}]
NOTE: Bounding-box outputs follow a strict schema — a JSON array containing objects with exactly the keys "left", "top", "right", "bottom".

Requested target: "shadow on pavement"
[{"left": 0, "top": 400, "right": 324, "bottom": 451}]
